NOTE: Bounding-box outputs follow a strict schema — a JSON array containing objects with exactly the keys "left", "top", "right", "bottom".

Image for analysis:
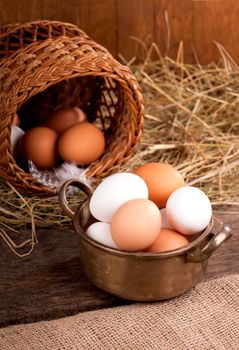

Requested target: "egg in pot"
[
  {"left": 84, "top": 166, "right": 212, "bottom": 254},
  {"left": 89, "top": 172, "right": 148, "bottom": 223},
  {"left": 134, "top": 162, "right": 185, "bottom": 208},
  {"left": 166, "top": 186, "right": 212, "bottom": 235},
  {"left": 147, "top": 228, "right": 189, "bottom": 253},
  {"left": 110, "top": 198, "right": 161, "bottom": 251},
  {"left": 86, "top": 222, "right": 118, "bottom": 249}
]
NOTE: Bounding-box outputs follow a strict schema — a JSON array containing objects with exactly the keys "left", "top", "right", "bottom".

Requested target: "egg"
[
  {"left": 110, "top": 198, "right": 161, "bottom": 251},
  {"left": 147, "top": 228, "right": 189, "bottom": 253},
  {"left": 11, "top": 125, "right": 25, "bottom": 156},
  {"left": 86, "top": 222, "right": 118, "bottom": 249},
  {"left": 21, "top": 126, "right": 59, "bottom": 169},
  {"left": 166, "top": 186, "right": 212, "bottom": 235},
  {"left": 44, "top": 107, "right": 87, "bottom": 134},
  {"left": 58, "top": 122, "right": 105, "bottom": 165},
  {"left": 134, "top": 162, "right": 185, "bottom": 208},
  {"left": 89, "top": 172, "right": 149, "bottom": 222},
  {"left": 160, "top": 208, "right": 174, "bottom": 229}
]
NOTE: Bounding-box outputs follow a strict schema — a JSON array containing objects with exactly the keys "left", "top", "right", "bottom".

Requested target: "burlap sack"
[{"left": 1, "top": 275, "right": 239, "bottom": 350}]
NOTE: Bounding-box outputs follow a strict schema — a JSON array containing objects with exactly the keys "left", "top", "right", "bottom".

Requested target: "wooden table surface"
[{"left": 0, "top": 205, "right": 238, "bottom": 328}]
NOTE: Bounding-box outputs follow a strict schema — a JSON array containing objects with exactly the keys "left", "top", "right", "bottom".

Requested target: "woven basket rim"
[{"left": 0, "top": 19, "right": 89, "bottom": 39}]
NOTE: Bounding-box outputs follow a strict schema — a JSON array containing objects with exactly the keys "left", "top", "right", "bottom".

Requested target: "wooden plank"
[
  {"left": 76, "top": 0, "right": 117, "bottom": 57},
  {"left": 192, "top": 0, "right": 239, "bottom": 64},
  {"left": 116, "top": 0, "right": 155, "bottom": 62},
  {"left": 206, "top": 206, "right": 239, "bottom": 280},
  {"left": 0, "top": 0, "right": 117, "bottom": 57},
  {"left": 0, "top": 205, "right": 238, "bottom": 327},
  {"left": 154, "top": 0, "right": 193, "bottom": 62},
  {"left": 0, "top": 0, "right": 41, "bottom": 23}
]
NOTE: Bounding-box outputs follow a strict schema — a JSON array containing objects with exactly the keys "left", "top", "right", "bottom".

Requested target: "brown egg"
[
  {"left": 21, "top": 127, "right": 59, "bottom": 169},
  {"left": 110, "top": 198, "right": 161, "bottom": 252},
  {"left": 58, "top": 122, "right": 105, "bottom": 165},
  {"left": 134, "top": 163, "right": 185, "bottom": 208},
  {"left": 147, "top": 228, "right": 189, "bottom": 253},
  {"left": 44, "top": 107, "right": 87, "bottom": 134}
]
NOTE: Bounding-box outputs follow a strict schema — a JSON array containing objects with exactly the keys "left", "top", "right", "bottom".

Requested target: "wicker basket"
[{"left": 0, "top": 20, "right": 144, "bottom": 196}]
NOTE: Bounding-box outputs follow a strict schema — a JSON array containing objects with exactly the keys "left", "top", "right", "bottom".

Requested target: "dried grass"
[
  {"left": 120, "top": 42, "right": 239, "bottom": 206},
  {"left": 0, "top": 42, "right": 239, "bottom": 255}
]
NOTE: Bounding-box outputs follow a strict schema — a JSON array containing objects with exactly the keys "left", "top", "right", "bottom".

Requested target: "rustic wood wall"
[{"left": 1, "top": 0, "right": 239, "bottom": 64}]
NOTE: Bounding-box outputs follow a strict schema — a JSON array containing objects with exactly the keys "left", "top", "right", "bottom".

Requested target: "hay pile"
[
  {"left": 0, "top": 44, "right": 238, "bottom": 255},
  {"left": 121, "top": 43, "right": 239, "bottom": 204}
]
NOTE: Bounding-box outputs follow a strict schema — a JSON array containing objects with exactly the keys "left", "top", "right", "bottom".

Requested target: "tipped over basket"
[{"left": 0, "top": 20, "right": 144, "bottom": 196}]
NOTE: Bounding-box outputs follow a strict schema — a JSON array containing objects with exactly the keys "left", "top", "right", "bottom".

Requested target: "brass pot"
[{"left": 59, "top": 179, "right": 232, "bottom": 301}]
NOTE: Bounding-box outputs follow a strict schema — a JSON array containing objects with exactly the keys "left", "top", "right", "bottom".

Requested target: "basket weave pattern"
[{"left": 0, "top": 20, "right": 144, "bottom": 195}]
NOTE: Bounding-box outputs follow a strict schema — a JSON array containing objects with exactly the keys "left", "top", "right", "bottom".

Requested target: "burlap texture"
[{"left": 0, "top": 275, "right": 239, "bottom": 350}]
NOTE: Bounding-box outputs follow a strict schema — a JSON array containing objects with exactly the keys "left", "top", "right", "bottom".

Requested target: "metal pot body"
[{"left": 78, "top": 236, "right": 208, "bottom": 301}]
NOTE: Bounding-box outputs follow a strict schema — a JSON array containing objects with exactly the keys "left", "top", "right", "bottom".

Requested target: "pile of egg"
[
  {"left": 87, "top": 163, "right": 212, "bottom": 253},
  {"left": 11, "top": 107, "right": 105, "bottom": 170}
]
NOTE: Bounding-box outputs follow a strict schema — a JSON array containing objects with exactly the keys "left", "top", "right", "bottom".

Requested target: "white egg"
[
  {"left": 160, "top": 208, "right": 174, "bottom": 229},
  {"left": 89, "top": 172, "right": 148, "bottom": 222},
  {"left": 11, "top": 125, "right": 24, "bottom": 153},
  {"left": 86, "top": 222, "right": 118, "bottom": 249},
  {"left": 166, "top": 186, "right": 212, "bottom": 235}
]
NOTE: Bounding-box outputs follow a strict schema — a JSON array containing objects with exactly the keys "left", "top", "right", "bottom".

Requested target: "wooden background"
[{"left": 1, "top": 0, "right": 239, "bottom": 64}]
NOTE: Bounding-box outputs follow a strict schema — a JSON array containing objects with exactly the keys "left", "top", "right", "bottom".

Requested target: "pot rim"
[{"left": 73, "top": 202, "right": 214, "bottom": 259}]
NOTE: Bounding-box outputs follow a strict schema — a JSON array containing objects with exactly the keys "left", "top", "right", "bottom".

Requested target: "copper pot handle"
[
  {"left": 58, "top": 179, "right": 93, "bottom": 219},
  {"left": 187, "top": 218, "right": 232, "bottom": 263}
]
